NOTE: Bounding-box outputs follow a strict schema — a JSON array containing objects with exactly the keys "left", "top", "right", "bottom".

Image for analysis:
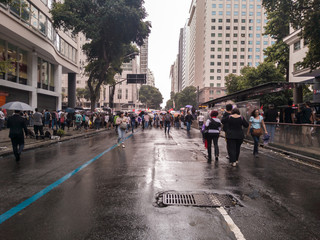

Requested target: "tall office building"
[
  {"left": 0, "top": 0, "right": 79, "bottom": 110},
  {"left": 182, "top": 20, "right": 190, "bottom": 90},
  {"left": 140, "top": 38, "right": 148, "bottom": 74},
  {"left": 184, "top": 0, "right": 274, "bottom": 103}
]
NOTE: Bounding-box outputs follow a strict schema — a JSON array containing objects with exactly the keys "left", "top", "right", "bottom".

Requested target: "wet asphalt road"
[{"left": 0, "top": 126, "right": 319, "bottom": 240}]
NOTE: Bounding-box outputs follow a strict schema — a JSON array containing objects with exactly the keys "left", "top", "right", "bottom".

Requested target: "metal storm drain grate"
[{"left": 155, "top": 191, "right": 240, "bottom": 208}]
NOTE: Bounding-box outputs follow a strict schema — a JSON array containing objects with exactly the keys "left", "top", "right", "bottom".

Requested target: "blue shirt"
[{"left": 250, "top": 116, "right": 263, "bottom": 129}]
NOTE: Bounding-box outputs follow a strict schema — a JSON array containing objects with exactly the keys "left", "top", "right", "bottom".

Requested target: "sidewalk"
[{"left": 0, "top": 126, "right": 110, "bottom": 157}]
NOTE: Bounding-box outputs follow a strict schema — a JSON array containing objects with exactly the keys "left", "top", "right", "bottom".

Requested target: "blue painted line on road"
[{"left": 0, "top": 132, "right": 135, "bottom": 224}]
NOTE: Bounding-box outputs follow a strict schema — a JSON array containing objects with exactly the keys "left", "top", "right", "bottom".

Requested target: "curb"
[{"left": 0, "top": 129, "right": 109, "bottom": 158}]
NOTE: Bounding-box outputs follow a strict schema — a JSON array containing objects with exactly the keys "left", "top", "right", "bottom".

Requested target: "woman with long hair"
[
  {"left": 247, "top": 109, "right": 268, "bottom": 158},
  {"left": 222, "top": 108, "right": 249, "bottom": 166}
]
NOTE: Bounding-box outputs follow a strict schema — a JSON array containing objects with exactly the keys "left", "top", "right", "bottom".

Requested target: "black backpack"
[{"left": 208, "top": 118, "right": 221, "bottom": 130}]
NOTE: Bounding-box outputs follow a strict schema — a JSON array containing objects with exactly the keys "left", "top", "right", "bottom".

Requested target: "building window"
[
  {"left": 126, "top": 89, "right": 128, "bottom": 99},
  {"left": 225, "top": 62, "right": 230, "bottom": 66},
  {"left": 210, "top": 76, "right": 214, "bottom": 80},
  {"left": 294, "top": 41, "right": 301, "bottom": 51},
  {"left": 117, "top": 89, "right": 122, "bottom": 99},
  {"left": 225, "top": 69, "right": 229, "bottom": 73},
  {"left": 217, "top": 76, "right": 221, "bottom": 80},
  {"left": 210, "top": 83, "right": 214, "bottom": 87},
  {"left": 217, "top": 69, "right": 221, "bottom": 73},
  {"left": 209, "top": 90, "right": 214, "bottom": 95},
  {"left": 39, "top": 12, "right": 47, "bottom": 35},
  {"left": 232, "top": 69, "right": 237, "bottom": 73},
  {"left": 210, "top": 69, "right": 214, "bottom": 73}
]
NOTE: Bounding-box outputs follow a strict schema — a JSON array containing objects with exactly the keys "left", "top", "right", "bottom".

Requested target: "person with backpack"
[
  {"left": 164, "top": 112, "right": 173, "bottom": 134},
  {"left": 185, "top": 111, "right": 193, "bottom": 132},
  {"left": 44, "top": 109, "right": 51, "bottom": 128},
  {"left": 204, "top": 111, "right": 221, "bottom": 163},
  {"left": 75, "top": 112, "right": 82, "bottom": 130},
  {"left": 222, "top": 108, "right": 249, "bottom": 167},
  {"left": 113, "top": 113, "right": 120, "bottom": 134}
]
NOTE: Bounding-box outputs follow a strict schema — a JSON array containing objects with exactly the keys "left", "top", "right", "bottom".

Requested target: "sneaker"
[
  {"left": 215, "top": 156, "right": 219, "bottom": 161},
  {"left": 232, "top": 162, "right": 236, "bottom": 167},
  {"left": 122, "top": 144, "right": 125, "bottom": 148}
]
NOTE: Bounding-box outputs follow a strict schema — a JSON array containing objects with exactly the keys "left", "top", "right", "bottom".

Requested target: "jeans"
[
  {"left": 186, "top": 122, "right": 191, "bottom": 131},
  {"left": 164, "top": 121, "right": 171, "bottom": 133},
  {"left": 175, "top": 122, "right": 180, "bottom": 128},
  {"left": 227, "top": 139, "right": 243, "bottom": 163},
  {"left": 207, "top": 134, "right": 219, "bottom": 161},
  {"left": 52, "top": 119, "right": 58, "bottom": 130},
  {"left": 266, "top": 124, "right": 276, "bottom": 143},
  {"left": 145, "top": 121, "right": 149, "bottom": 129},
  {"left": 131, "top": 122, "right": 135, "bottom": 133},
  {"left": 117, "top": 127, "right": 125, "bottom": 143},
  {"left": 250, "top": 129, "right": 260, "bottom": 155}
]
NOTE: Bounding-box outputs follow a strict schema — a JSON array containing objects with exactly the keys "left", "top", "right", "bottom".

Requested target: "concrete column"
[
  {"left": 68, "top": 73, "right": 76, "bottom": 108},
  {"left": 28, "top": 52, "right": 38, "bottom": 110},
  {"left": 293, "top": 83, "right": 303, "bottom": 104},
  {"left": 55, "top": 65, "right": 62, "bottom": 110},
  {"left": 313, "top": 76, "right": 320, "bottom": 102}
]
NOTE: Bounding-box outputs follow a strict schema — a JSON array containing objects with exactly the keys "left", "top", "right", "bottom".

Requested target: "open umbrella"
[
  {"left": 1, "top": 101, "right": 32, "bottom": 111},
  {"left": 185, "top": 105, "right": 193, "bottom": 108},
  {"left": 65, "top": 108, "right": 75, "bottom": 113}
]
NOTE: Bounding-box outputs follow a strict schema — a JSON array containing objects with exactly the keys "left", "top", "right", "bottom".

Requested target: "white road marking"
[{"left": 217, "top": 207, "right": 246, "bottom": 240}]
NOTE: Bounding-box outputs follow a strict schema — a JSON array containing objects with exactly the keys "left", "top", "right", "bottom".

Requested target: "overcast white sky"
[{"left": 144, "top": 0, "right": 191, "bottom": 108}]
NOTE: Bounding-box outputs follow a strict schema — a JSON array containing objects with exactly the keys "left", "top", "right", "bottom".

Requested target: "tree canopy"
[
  {"left": 167, "top": 86, "right": 197, "bottom": 110},
  {"left": 262, "top": 0, "right": 320, "bottom": 72},
  {"left": 225, "top": 62, "right": 290, "bottom": 107},
  {"left": 51, "top": 0, "right": 151, "bottom": 111},
  {"left": 139, "top": 85, "right": 163, "bottom": 109}
]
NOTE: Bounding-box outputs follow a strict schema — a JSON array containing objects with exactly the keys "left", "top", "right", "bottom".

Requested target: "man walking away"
[
  {"left": 7, "top": 110, "right": 28, "bottom": 162},
  {"left": 283, "top": 100, "right": 295, "bottom": 143},
  {"left": 301, "top": 101, "right": 314, "bottom": 146},
  {"left": 185, "top": 111, "right": 193, "bottom": 132},
  {"left": 164, "top": 112, "right": 172, "bottom": 134},
  {"left": 222, "top": 104, "right": 233, "bottom": 159},
  {"left": 75, "top": 112, "right": 82, "bottom": 130},
  {"left": 264, "top": 104, "right": 278, "bottom": 143},
  {"left": 33, "top": 108, "right": 44, "bottom": 139}
]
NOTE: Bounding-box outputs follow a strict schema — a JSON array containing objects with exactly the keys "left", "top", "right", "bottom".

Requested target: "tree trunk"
[{"left": 109, "top": 84, "right": 116, "bottom": 109}]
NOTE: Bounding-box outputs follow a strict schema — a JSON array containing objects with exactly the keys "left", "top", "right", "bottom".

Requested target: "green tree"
[
  {"left": 51, "top": 0, "right": 151, "bottom": 111},
  {"left": 165, "top": 99, "right": 173, "bottom": 110},
  {"left": 174, "top": 86, "right": 197, "bottom": 110},
  {"left": 263, "top": 0, "right": 320, "bottom": 72},
  {"left": 225, "top": 62, "right": 289, "bottom": 107},
  {"left": 139, "top": 85, "right": 163, "bottom": 109},
  {"left": 262, "top": 0, "right": 292, "bottom": 81},
  {"left": 76, "top": 87, "right": 91, "bottom": 106},
  {"left": 291, "top": 0, "right": 320, "bottom": 70},
  {"left": 225, "top": 74, "right": 243, "bottom": 94}
]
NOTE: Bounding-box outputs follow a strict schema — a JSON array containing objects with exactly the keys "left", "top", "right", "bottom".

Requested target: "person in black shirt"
[
  {"left": 7, "top": 110, "right": 28, "bottom": 162},
  {"left": 221, "top": 108, "right": 249, "bottom": 167},
  {"left": 222, "top": 104, "right": 233, "bottom": 158},
  {"left": 283, "top": 100, "right": 295, "bottom": 143},
  {"left": 264, "top": 104, "right": 278, "bottom": 143},
  {"left": 301, "top": 102, "right": 314, "bottom": 146}
]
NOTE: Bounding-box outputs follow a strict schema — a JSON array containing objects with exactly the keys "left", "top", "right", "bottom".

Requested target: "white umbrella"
[{"left": 1, "top": 101, "right": 32, "bottom": 111}]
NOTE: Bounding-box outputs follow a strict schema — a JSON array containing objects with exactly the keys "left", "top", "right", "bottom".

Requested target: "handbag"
[
  {"left": 120, "top": 122, "right": 127, "bottom": 130},
  {"left": 252, "top": 128, "right": 263, "bottom": 137}
]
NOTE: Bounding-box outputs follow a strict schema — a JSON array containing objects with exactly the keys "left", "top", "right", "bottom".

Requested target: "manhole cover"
[{"left": 155, "top": 191, "right": 240, "bottom": 208}]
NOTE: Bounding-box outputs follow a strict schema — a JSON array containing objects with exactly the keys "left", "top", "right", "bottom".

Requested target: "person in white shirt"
[{"left": 198, "top": 113, "right": 205, "bottom": 129}]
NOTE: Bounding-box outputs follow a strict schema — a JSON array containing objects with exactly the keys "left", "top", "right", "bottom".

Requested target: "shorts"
[{"left": 302, "top": 126, "right": 311, "bottom": 135}]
